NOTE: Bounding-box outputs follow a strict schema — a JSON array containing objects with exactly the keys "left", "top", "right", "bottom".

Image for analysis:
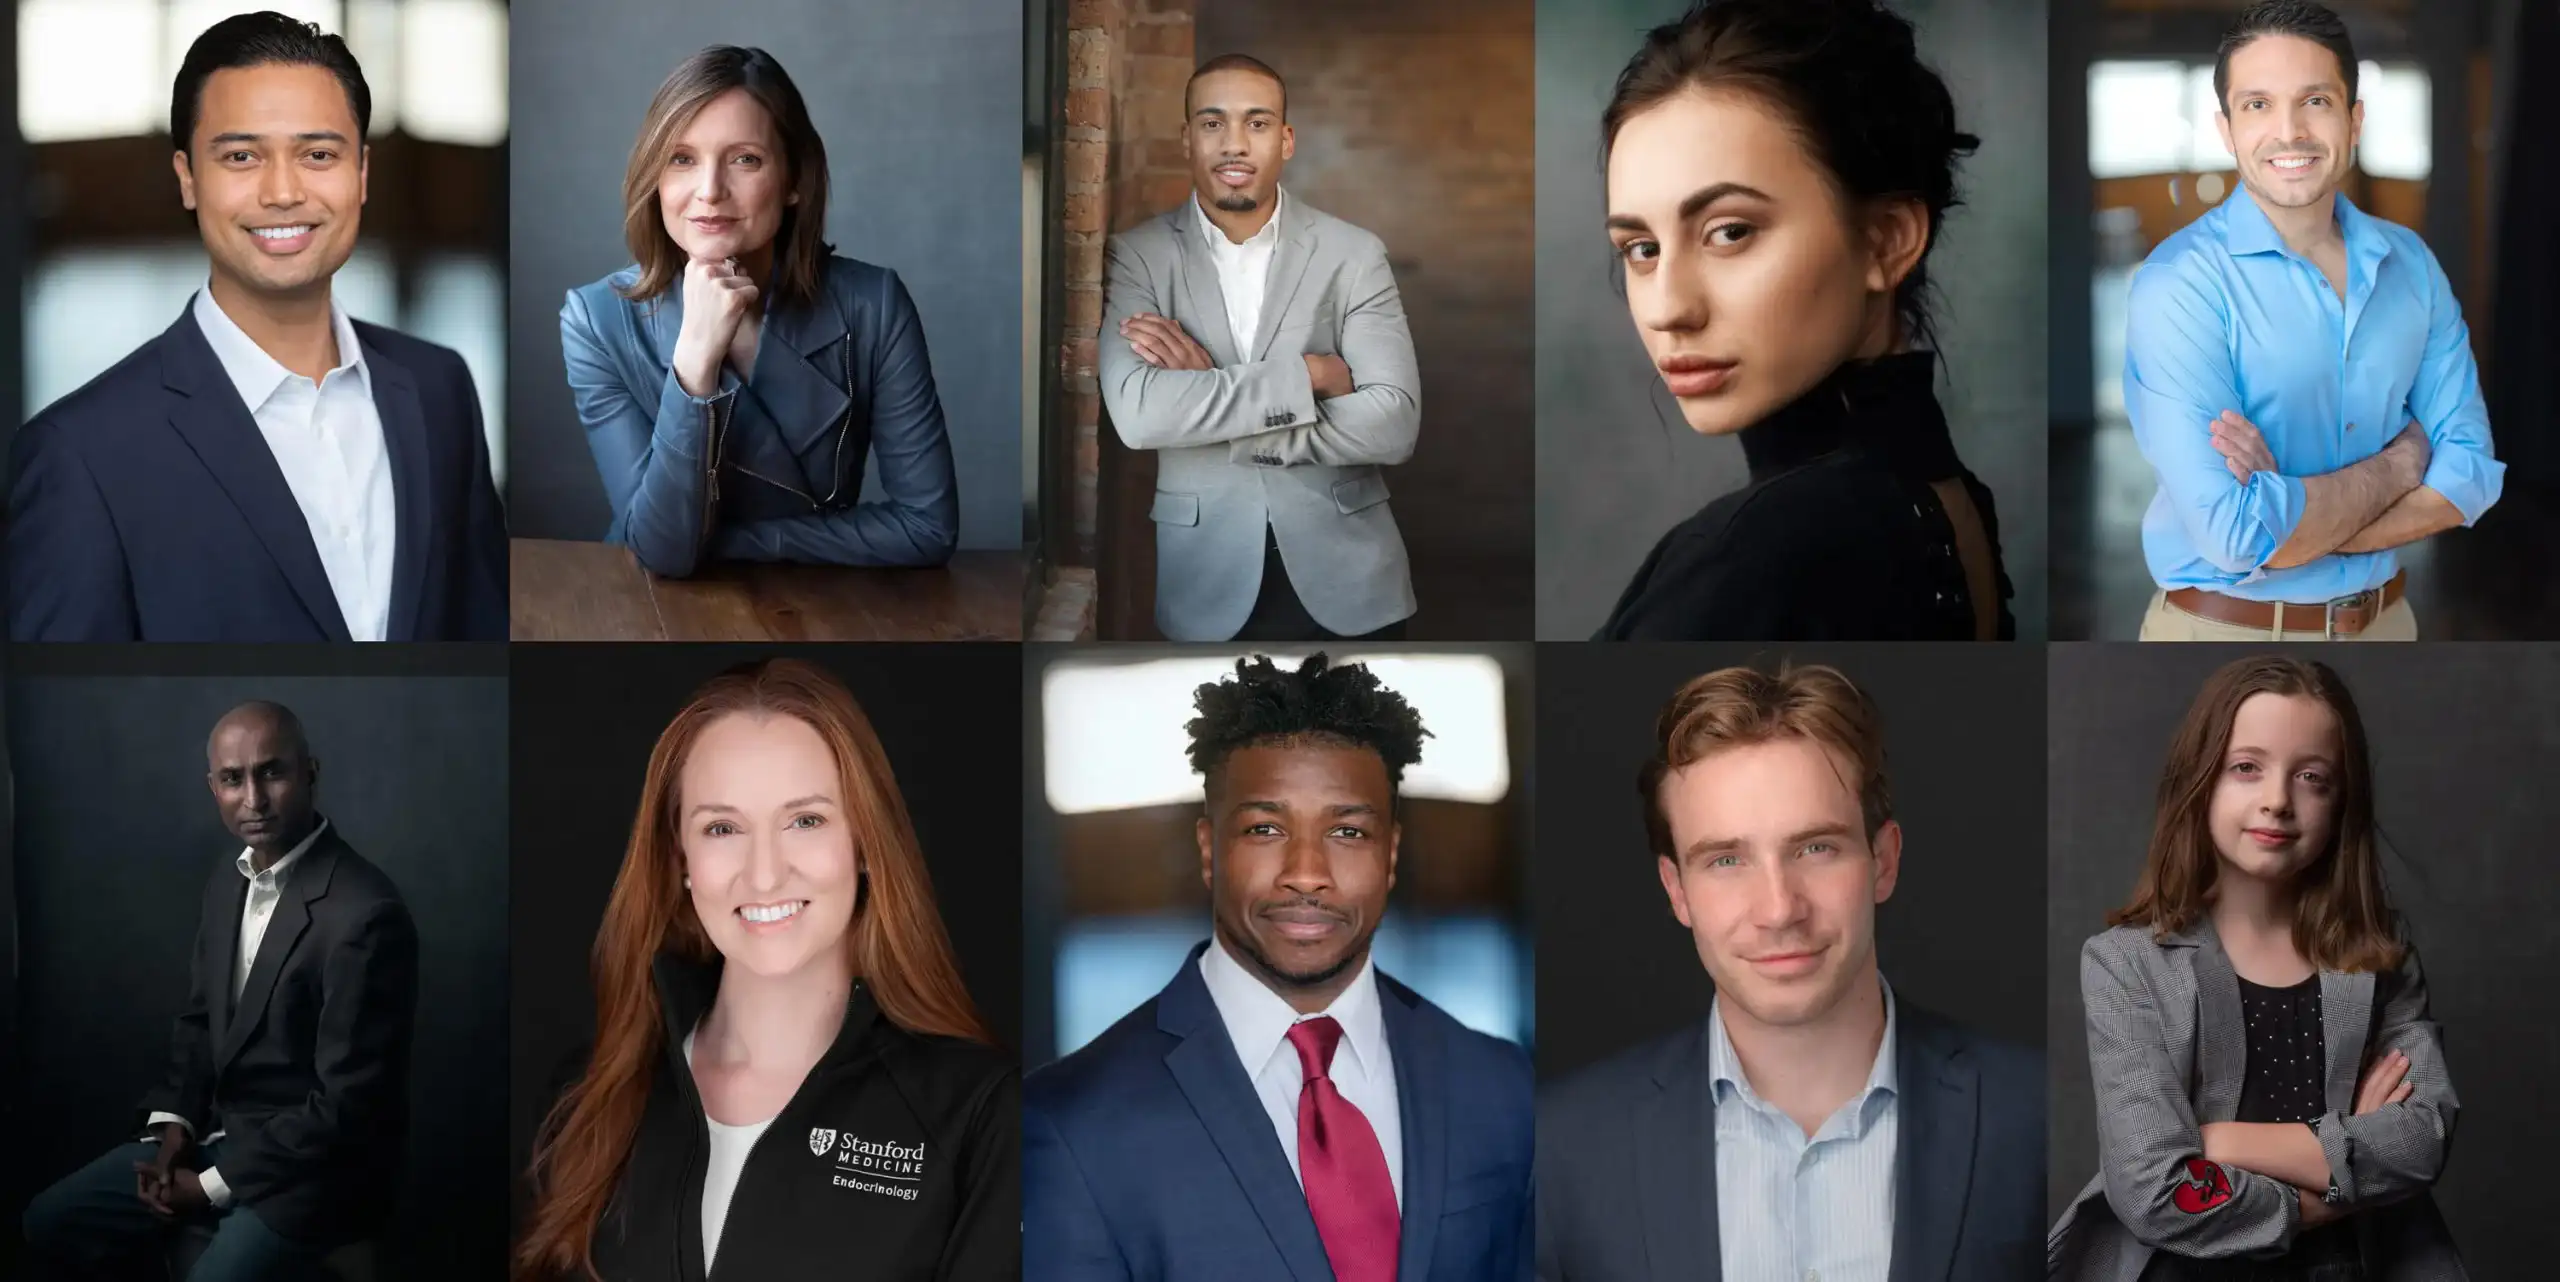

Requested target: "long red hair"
[{"left": 514, "top": 659, "right": 991, "bottom": 1280}]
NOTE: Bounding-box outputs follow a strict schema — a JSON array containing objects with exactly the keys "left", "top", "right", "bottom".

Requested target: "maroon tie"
[{"left": 1286, "top": 1016, "right": 1400, "bottom": 1282}]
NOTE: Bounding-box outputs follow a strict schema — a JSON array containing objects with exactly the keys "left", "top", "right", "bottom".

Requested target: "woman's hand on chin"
[{"left": 675, "top": 255, "right": 760, "bottom": 397}]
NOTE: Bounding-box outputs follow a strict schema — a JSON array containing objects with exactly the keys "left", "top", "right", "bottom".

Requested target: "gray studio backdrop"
[
  {"left": 2045, "top": 645, "right": 2560, "bottom": 1272},
  {"left": 506, "top": 0, "right": 1022, "bottom": 549},
  {"left": 1533, "top": 0, "right": 2049, "bottom": 638}
]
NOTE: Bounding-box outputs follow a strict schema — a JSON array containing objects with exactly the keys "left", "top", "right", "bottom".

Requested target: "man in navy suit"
[
  {"left": 6, "top": 13, "right": 506, "bottom": 642},
  {"left": 1537, "top": 662, "right": 2044, "bottom": 1281},
  {"left": 1026, "top": 653, "right": 1533, "bottom": 1281}
]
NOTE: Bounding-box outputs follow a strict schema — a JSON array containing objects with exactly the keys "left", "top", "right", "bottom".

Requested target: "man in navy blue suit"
[
  {"left": 6, "top": 13, "right": 506, "bottom": 642},
  {"left": 1026, "top": 653, "right": 1533, "bottom": 1281},
  {"left": 1537, "top": 662, "right": 2044, "bottom": 1281}
]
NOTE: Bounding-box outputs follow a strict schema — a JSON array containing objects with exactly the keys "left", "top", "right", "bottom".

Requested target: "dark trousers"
[
  {"left": 1233, "top": 527, "right": 1410, "bottom": 643},
  {"left": 21, "top": 1138, "right": 327, "bottom": 1282}
]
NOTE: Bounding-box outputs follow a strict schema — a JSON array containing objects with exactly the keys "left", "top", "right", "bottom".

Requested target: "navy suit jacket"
[
  {"left": 1536, "top": 997, "right": 2046, "bottom": 1282},
  {"left": 1024, "top": 943, "right": 1534, "bottom": 1281},
  {"left": 6, "top": 306, "right": 508, "bottom": 641}
]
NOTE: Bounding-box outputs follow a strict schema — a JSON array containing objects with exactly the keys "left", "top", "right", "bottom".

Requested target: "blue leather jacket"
[{"left": 560, "top": 254, "right": 959, "bottom": 577}]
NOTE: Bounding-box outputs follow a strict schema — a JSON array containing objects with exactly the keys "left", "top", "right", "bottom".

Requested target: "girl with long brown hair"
[
  {"left": 560, "top": 45, "right": 960, "bottom": 580},
  {"left": 515, "top": 659, "right": 1017, "bottom": 1281},
  {"left": 2051, "top": 656, "right": 2462, "bottom": 1280}
]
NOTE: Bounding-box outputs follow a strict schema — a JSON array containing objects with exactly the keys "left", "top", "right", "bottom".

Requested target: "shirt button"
[{"left": 2347, "top": 422, "right": 2357, "bottom": 431}]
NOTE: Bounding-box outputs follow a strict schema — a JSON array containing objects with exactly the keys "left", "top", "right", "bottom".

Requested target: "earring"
[{"left": 683, "top": 875, "right": 692, "bottom": 890}]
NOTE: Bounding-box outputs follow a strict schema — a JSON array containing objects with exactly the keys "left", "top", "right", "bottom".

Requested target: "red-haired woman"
[
  {"left": 2051, "top": 656, "right": 2462, "bottom": 1280},
  {"left": 515, "top": 659, "right": 1015, "bottom": 1280}
]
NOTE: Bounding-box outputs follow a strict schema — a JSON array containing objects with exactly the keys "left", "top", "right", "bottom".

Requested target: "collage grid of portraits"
[{"left": 1, "top": 1, "right": 2557, "bottom": 1280}]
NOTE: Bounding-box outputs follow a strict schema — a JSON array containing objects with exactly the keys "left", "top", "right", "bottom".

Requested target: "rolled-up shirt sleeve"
[
  {"left": 2124, "top": 258, "right": 2305, "bottom": 580},
  {"left": 2403, "top": 248, "right": 2503, "bottom": 526}
]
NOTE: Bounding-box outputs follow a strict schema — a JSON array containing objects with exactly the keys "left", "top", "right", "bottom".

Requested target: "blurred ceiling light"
[
  {"left": 20, "top": 0, "right": 165, "bottom": 142},
  {"left": 1042, "top": 653, "right": 1511, "bottom": 814},
  {"left": 2356, "top": 62, "right": 2431, "bottom": 181},
  {"left": 2089, "top": 60, "right": 2193, "bottom": 179},
  {"left": 400, "top": 0, "right": 507, "bottom": 145}
]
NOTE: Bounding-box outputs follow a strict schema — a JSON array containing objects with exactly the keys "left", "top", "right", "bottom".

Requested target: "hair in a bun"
[{"left": 1602, "top": 0, "right": 1980, "bottom": 349}]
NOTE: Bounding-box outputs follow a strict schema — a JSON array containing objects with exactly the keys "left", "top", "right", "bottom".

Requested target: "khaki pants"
[{"left": 2138, "top": 589, "right": 2417, "bottom": 641}]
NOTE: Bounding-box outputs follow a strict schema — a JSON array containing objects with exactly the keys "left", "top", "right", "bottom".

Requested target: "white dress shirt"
[
  {"left": 1191, "top": 190, "right": 1287, "bottom": 356},
  {"left": 685, "top": 1027, "right": 777, "bottom": 1273},
  {"left": 144, "top": 817, "right": 332, "bottom": 1209},
  {"left": 190, "top": 288, "right": 396, "bottom": 642},
  {"left": 1710, "top": 979, "right": 1899, "bottom": 1282},
  {"left": 1199, "top": 936, "right": 1403, "bottom": 1207}
]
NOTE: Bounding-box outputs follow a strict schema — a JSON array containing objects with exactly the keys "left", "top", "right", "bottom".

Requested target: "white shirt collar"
[
  {"left": 234, "top": 815, "right": 330, "bottom": 884},
  {"left": 1192, "top": 187, "right": 1287, "bottom": 253},
  {"left": 191, "top": 285, "right": 369, "bottom": 414},
  {"left": 1199, "top": 934, "right": 1388, "bottom": 1083},
  {"left": 1708, "top": 975, "right": 1899, "bottom": 1113}
]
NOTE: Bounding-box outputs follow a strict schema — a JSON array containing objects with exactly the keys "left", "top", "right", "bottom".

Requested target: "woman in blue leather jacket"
[{"left": 561, "top": 45, "right": 959, "bottom": 578}]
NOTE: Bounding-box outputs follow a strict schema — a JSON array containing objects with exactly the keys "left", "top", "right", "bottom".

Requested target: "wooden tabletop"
[{"left": 510, "top": 539, "right": 1024, "bottom": 641}]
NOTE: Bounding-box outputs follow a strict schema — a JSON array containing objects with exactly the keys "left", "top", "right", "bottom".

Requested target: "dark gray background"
[
  {"left": 1533, "top": 0, "right": 2049, "bottom": 639},
  {"left": 3, "top": 652, "right": 509, "bottom": 1282},
  {"left": 506, "top": 643, "right": 1023, "bottom": 1225},
  {"left": 2046, "top": 644, "right": 2560, "bottom": 1270},
  {"left": 1534, "top": 642, "right": 2048, "bottom": 1081},
  {"left": 506, "top": 0, "right": 1024, "bottom": 549}
]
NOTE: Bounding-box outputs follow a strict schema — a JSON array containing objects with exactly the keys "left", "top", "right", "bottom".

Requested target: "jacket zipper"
[
  {"left": 725, "top": 338, "right": 857, "bottom": 512},
  {"left": 697, "top": 394, "right": 733, "bottom": 561}
]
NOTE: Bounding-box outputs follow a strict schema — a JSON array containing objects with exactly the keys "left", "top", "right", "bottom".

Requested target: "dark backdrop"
[
  {"left": 506, "top": 0, "right": 1024, "bottom": 550},
  {"left": 506, "top": 643, "right": 1024, "bottom": 1226},
  {"left": 1535, "top": 642, "right": 2049, "bottom": 1081},
  {"left": 2046, "top": 643, "right": 2560, "bottom": 1271},
  {"left": 3, "top": 647, "right": 510, "bottom": 1282}
]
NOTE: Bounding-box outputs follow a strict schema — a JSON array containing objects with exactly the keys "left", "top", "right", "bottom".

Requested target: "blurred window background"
[
  {"left": 15, "top": 0, "right": 506, "bottom": 479},
  {"left": 1024, "top": 645, "right": 1534, "bottom": 1066}
]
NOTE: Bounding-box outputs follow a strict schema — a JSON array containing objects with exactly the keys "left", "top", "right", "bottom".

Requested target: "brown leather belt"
[{"left": 2164, "top": 571, "right": 2405, "bottom": 637}]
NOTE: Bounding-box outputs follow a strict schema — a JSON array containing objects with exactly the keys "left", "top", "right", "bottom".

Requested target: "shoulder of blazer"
[
  {"left": 311, "top": 839, "right": 410, "bottom": 915},
  {"left": 1022, "top": 993, "right": 1174, "bottom": 1116},
  {"left": 17, "top": 318, "right": 190, "bottom": 457},
  {"left": 1897, "top": 999, "right": 2043, "bottom": 1099},
  {"left": 561, "top": 268, "right": 652, "bottom": 354},
  {"left": 1539, "top": 1019, "right": 1696, "bottom": 1131}
]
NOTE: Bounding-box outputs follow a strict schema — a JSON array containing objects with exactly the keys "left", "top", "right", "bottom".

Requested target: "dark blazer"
[
  {"left": 6, "top": 305, "right": 508, "bottom": 641},
  {"left": 571, "top": 953, "right": 1019, "bottom": 1282},
  {"left": 561, "top": 255, "right": 960, "bottom": 579},
  {"left": 1536, "top": 997, "right": 2045, "bottom": 1281},
  {"left": 139, "top": 824, "right": 419, "bottom": 1248},
  {"left": 1022, "top": 942, "right": 1534, "bottom": 1282}
]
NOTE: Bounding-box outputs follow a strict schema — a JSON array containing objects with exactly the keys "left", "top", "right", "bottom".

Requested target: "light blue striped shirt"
[
  {"left": 2125, "top": 189, "right": 2502, "bottom": 600},
  {"left": 1710, "top": 981, "right": 1898, "bottom": 1282}
]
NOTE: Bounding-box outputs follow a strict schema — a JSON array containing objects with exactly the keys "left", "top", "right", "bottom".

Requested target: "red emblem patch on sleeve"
[{"left": 2171, "top": 1157, "right": 2235, "bottom": 1213}]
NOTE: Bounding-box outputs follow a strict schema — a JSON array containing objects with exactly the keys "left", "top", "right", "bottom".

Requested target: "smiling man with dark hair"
[
  {"left": 1024, "top": 653, "right": 1533, "bottom": 1280},
  {"left": 7, "top": 11, "right": 507, "bottom": 642},
  {"left": 2125, "top": 0, "right": 2502, "bottom": 641}
]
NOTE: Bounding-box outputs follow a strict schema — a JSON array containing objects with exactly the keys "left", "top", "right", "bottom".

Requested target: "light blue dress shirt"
[
  {"left": 2125, "top": 189, "right": 2502, "bottom": 601},
  {"left": 1711, "top": 980, "right": 1899, "bottom": 1282}
]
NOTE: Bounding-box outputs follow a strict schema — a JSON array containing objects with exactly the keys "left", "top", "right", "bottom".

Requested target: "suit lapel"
[
  {"left": 1172, "top": 206, "right": 1244, "bottom": 368},
  {"left": 2192, "top": 925, "right": 2247, "bottom": 1122},
  {"left": 215, "top": 834, "right": 334, "bottom": 1070},
  {"left": 205, "top": 864, "right": 248, "bottom": 1054},
  {"left": 1250, "top": 200, "right": 1317, "bottom": 363},
  {"left": 1888, "top": 1014, "right": 1977, "bottom": 1282},
  {"left": 363, "top": 337, "right": 433, "bottom": 642},
  {"left": 1157, "top": 954, "right": 1336, "bottom": 1282},
  {"left": 740, "top": 297, "right": 853, "bottom": 489},
  {"left": 159, "top": 312, "right": 352, "bottom": 641},
  {"left": 1634, "top": 1023, "right": 1720, "bottom": 1281},
  {"left": 1381, "top": 978, "right": 1447, "bottom": 1282},
  {"left": 2319, "top": 970, "right": 2376, "bottom": 1112}
]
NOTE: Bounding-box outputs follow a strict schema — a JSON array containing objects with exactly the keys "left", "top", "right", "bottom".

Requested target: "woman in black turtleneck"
[{"left": 1588, "top": 0, "right": 2013, "bottom": 641}]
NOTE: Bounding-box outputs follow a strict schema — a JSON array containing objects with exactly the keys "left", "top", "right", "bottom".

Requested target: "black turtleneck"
[{"left": 1593, "top": 352, "right": 2015, "bottom": 641}]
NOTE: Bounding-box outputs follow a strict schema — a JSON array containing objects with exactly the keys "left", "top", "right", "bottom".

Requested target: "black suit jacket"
[
  {"left": 7, "top": 304, "right": 509, "bottom": 640},
  {"left": 139, "top": 826, "right": 419, "bottom": 1247},
  {"left": 1536, "top": 997, "right": 2046, "bottom": 1281}
]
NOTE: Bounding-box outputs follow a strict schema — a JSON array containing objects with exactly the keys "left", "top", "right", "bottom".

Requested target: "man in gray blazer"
[{"left": 1100, "top": 54, "right": 1420, "bottom": 643}]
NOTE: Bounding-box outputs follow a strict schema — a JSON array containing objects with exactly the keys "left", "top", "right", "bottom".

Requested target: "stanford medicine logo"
[{"left": 815, "top": 1128, "right": 927, "bottom": 1202}]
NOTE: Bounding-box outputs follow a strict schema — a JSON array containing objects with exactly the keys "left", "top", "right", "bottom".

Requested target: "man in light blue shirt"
[
  {"left": 2127, "top": 0, "right": 2502, "bottom": 640},
  {"left": 1537, "top": 663, "right": 2043, "bottom": 1282}
]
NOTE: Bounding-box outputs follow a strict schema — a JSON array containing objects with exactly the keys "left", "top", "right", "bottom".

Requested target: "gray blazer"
[
  {"left": 1099, "top": 192, "right": 1419, "bottom": 641},
  {"left": 2050, "top": 921, "right": 2463, "bottom": 1281}
]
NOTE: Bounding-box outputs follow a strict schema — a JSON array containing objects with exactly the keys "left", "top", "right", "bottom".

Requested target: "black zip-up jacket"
[{"left": 584, "top": 953, "right": 1020, "bottom": 1281}]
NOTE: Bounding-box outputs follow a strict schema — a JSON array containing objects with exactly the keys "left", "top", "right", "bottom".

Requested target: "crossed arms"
[
  {"left": 2125, "top": 252, "right": 2501, "bottom": 581},
  {"left": 2081, "top": 935, "right": 2456, "bottom": 1258},
  {"left": 1097, "top": 230, "right": 1419, "bottom": 468}
]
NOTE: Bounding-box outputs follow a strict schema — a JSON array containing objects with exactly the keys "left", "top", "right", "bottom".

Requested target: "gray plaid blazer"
[{"left": 2049, "top": 920, "right": 2463, "bottom": 1281}]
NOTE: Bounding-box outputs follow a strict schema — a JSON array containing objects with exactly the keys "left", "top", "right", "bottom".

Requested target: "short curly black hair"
[{"left": 1185, "top": 653, "right": 1430, "bottom": 797}]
